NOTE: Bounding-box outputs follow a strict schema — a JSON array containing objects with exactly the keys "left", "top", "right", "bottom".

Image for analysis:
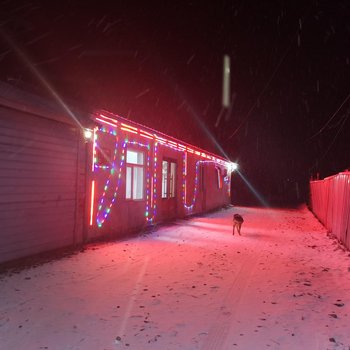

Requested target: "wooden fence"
[{"left": 310, "top": 171, "right": 350, "bottom": 250}]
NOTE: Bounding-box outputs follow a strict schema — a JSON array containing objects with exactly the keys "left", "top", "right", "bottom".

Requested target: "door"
[{"left": 161, "top": 159, "right": 177, "bottom": 220}]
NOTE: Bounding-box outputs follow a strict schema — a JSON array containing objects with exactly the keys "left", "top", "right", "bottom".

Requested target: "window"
[
  {"left": 126, "top": 149, "right": 144, "bottom": 200},
  {"left": 162, "top": 159, "right": 176, "bottom": 198},
  {"left": 162, "top": 161, "right": 168, "bottom": 198},
  {"left": 216, "top": 166, "right": 223, "bottom": 189},
  {"left": 169, "top": 162, "right": 176, "bottom": 197},
  {"left": 201, "top": 163, "right": 205, "bottom": 191}
]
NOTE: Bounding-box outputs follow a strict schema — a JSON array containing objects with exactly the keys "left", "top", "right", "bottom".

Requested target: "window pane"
[
  {"left": 162, "top": 161, "right": 168, "bottom": 198},
  {"left": 216, "top": 167, "right": 222, "bottom": 189},
  {"left": 201, "top": 164, "right": 205, "bottom": 191},
  {"left": 133, "top": 167, "right": 144, "bottom": 199},
  {"left": 170, "top": 162, "right": 176, "bottom": 197},
  {"left": 126, "top": 166, "right": 132, "bottom": 199},
  {"left": 127, "top": 150, "right": 144, "bottom": 165},
  {"left": 137, "top": 152, "right": 144, "bottom": 165}
]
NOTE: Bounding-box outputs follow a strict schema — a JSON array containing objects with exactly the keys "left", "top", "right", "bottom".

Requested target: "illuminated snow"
[{"left": 1, "top": 205, "right": 350, "bottom": 349}]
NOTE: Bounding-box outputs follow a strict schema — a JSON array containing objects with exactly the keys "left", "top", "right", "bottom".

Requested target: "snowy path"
[{"left": 1, "top": 205, "right": 350, "bottom": 350}]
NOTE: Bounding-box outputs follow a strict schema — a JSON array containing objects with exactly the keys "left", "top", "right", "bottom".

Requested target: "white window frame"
[
  {"left": 126, "top": 149, "right": 145, "bottom": 200},
  {"left": 162, "top": 159, "right": 176, "bottom": 199},
  {"left": 216, "top": 166, "right": 223, "bottom": 189}
]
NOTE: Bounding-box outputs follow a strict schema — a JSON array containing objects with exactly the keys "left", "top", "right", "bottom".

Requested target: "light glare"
[
  {"left": 84, "top": 129, "right": 93, "bottom": 139},
  {"left": 230, "top": 162, "right": 238, "bottom": 172}
]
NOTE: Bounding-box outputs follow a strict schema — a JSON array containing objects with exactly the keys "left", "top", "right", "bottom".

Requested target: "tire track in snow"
[
  {"left": 116, "top": 255, "right": 150, "bottom": 337},
  {"left": 201, "top": 240, "right": 264, "bottom": 350}
]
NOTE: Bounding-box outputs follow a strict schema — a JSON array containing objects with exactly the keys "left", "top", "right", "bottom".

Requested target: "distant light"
[
  {"left": 84, "top": 128, "right": 93, "bottom": 139},
  {"left": 222, "top": 55, "right": 231, "bottom": 108},
  {"left": 230, "top": 162, "right": 238, "bottom": 172}
]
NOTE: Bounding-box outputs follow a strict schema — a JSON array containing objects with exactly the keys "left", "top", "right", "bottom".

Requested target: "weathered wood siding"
[
  {"left": 0, "top": 105, "right": 86, "bottom": 263},
  {"left": 310, "top": 172, "right": 350, "bottom": 251}
]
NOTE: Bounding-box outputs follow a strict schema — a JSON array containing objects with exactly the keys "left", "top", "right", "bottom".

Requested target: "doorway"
[{"left": 161, "top": 159, "right": 177, "bottom": 220}]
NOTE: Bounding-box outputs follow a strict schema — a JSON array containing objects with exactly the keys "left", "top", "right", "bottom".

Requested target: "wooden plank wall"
[
  {"left": 310, "top": 172, "right": 350, "bottom": 251},
  {"left": 0, "top": 106, "right": 85, "bottom": 263}
]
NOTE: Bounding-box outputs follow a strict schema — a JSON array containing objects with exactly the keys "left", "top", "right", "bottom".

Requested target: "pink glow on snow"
[{"left": 1, "top": 206, "right": 350, "bottom": 349}]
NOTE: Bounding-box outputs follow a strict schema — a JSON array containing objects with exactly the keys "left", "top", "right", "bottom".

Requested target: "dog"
[{"left": 233, "top": 214, "right": 244, "bottom": 235}]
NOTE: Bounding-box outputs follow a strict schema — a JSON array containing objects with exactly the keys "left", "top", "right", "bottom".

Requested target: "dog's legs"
[
  {"left": 237, "top": 224, "right": 241, "bottom": 235},
  {"left": 232, "top": 223, "right": 235, "bottom": 235}
]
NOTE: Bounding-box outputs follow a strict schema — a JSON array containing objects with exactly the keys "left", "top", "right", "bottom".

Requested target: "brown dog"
[{"left": 233, "top": 214, "right": 244, "bottom": 235}]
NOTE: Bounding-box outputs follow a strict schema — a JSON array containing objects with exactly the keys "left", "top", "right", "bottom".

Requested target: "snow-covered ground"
[{"left": 1, "top": 205, "right": 350, "bottom": 350}]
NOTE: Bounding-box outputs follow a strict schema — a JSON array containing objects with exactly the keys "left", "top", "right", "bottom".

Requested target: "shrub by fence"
[{"left": 310, "top": 171, "right": 350, "bottom": 250}]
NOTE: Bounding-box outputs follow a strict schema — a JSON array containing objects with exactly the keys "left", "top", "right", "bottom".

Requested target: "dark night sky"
[{"left": 1, "top": 1, "right": 349, "bottom": 205}]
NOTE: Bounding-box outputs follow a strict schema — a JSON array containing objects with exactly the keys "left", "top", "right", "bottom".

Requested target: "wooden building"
[
  {"left": 87, "top": 111, "right": 233, "bottom": 239},
  {"left": 0, "top": 82, "right": 234, "bottom": 264},
  {"left": 0, "top": 82, "right": 89, "bottom": 264}
]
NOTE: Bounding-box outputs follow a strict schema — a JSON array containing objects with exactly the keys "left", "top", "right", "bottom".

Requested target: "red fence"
[{"left": 310, "top": 171, "right": 350, "bottom": 250}]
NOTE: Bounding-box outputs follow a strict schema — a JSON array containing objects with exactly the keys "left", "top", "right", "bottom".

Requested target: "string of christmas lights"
[
  {"left": 95, "top": 133, "right": 153, "bottom": 227},
  {"left": 182, "top": 159, "right": 220, "bottom": 211},
  {"left": 96, "top": 128, "right": 122, "bottom": 228},
  {"left": 92, "top": 116, "right": 230, "bottom": 228},
  {"left": 183, "top": 158, "right": 202, "bottom": 211},
  {"left": 146, "top": 141, "right": 158, "bottom": 223}
]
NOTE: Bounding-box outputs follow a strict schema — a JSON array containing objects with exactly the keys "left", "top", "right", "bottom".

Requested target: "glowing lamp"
[
  {"left": 84, "top": 128, "right": 93, "bottom": 139},
  {"left": 229, "top": 162, "right": 238, "bottom": 172}
]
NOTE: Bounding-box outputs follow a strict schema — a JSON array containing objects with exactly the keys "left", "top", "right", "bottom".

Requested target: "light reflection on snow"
[
  {"left": 1, "top": 206, "right": 349, "bottom": 350},
  {"left": 117, "top": 256, "right": 150, "bottom": 338},
  {"left": 179, "top": 220, "right": 232, "bottom": 231}
]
